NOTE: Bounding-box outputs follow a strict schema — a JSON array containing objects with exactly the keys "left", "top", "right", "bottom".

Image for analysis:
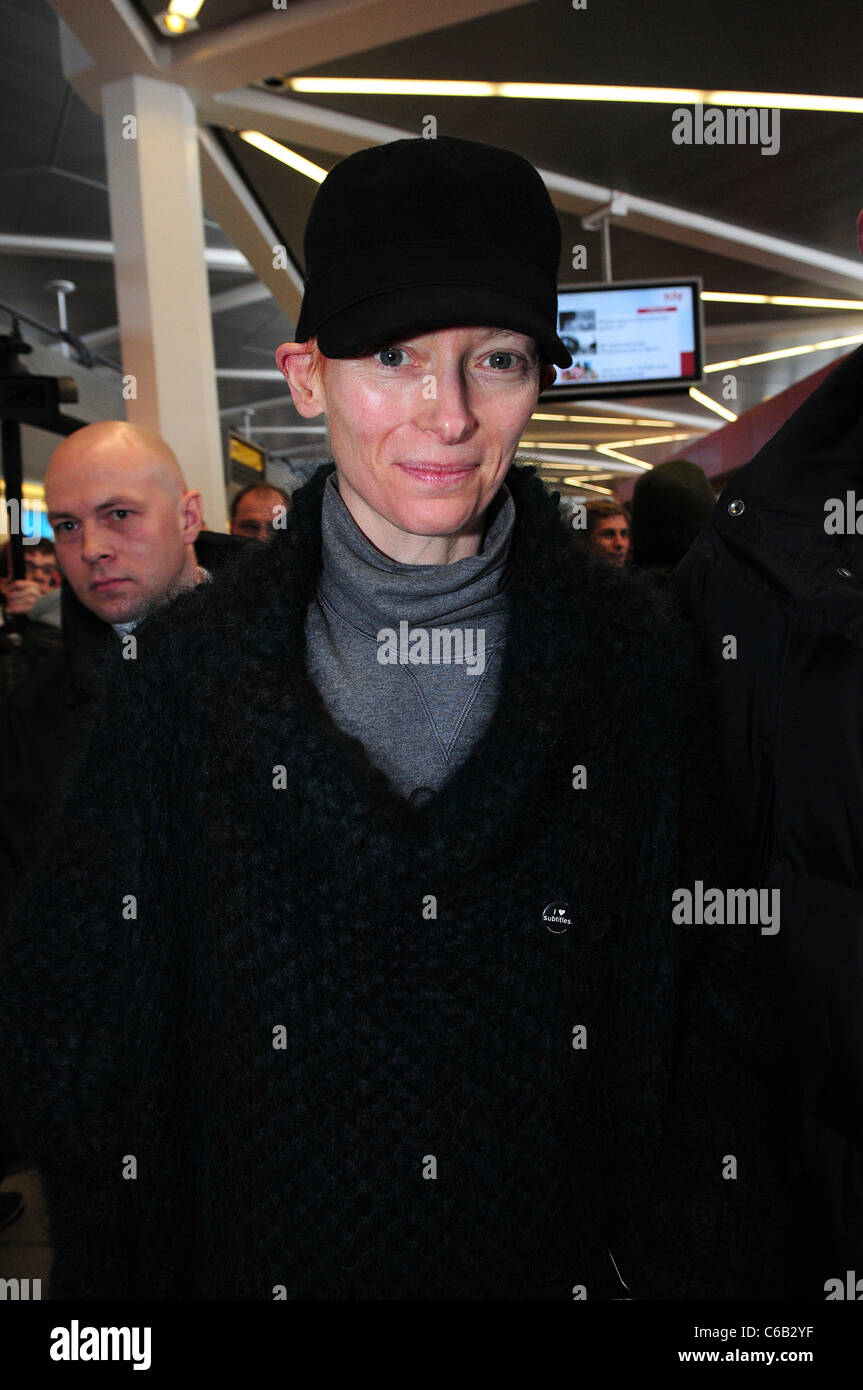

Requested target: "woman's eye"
[
  {"left": 485, "top": 351, "right": 519, "bottom": 370},
  {"left": 374, "top": 346, "right": 408, "bottom": 367}
]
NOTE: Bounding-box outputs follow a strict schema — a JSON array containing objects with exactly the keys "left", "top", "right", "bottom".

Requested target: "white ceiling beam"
[
  {"left": 0, "top": 231, "right": 250, "bottom": 271},
  {"left": 81, "top": 281, "right": 274, "bottom": 349},
  {"left": 545, "top": 173, "right": 863, "bottom": 297},
  {"left": 51, "top": 0, "right": 167, "bottom": 105},
  {"left": 209, "top": 280, "right": 274, "bottom": 314},
  {"left": 205, "top": 88, "right": 408, "bottom": 158},
  {"left": 220, "top": 392, "right": 297, "bottom": 416},
  {"left": 217, "top": 369, "right": 284, "bottom": 380},
  {"left": 169, "top": 0, "right": 532, "bottom": 99},
  {"left": 198, "top": 126, "right": 303, "bottom": 318}
]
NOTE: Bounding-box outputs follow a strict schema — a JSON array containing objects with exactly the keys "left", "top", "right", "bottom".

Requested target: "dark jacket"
[
  {"left": 0, "top": 615, "right": 62, "bottom": 700},
  {"left": 1, "top": 464, "right": 791, "bottom": 1300},
  {"left": 0, "top": 531, "right": 245, "bottom": 926},
  {"left": 673, "top": 344, "right": 863, "bottom": 1292}
]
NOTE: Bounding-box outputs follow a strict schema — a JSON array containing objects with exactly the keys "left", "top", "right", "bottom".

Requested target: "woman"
[{"left": 1, "top": 136, "right": 790, "bottom": 1300}]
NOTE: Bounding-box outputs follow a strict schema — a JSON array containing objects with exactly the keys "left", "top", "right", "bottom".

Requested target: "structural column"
[{"left": 102, "top": 75, "right": 226, "bottom": 528}]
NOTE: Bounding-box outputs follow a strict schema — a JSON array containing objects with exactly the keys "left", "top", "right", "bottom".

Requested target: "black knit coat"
[{"left": 1, "top": 463, "right": 790, "bottom": 1300}]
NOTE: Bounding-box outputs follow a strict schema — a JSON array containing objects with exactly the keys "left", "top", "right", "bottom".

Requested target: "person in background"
[
  {"left": 673, "top": 341, "right": 863, "bottom": 1295},
  {"left": 229, "top": 483, "right": 291, "bottom": 541},
  {"left": 0, "top": 420, "right": 244, "bottom": 926},
  {"left": 630, "top": 459, "right": 716, "bottom": 584},
  {"left": 0, "top": 539, "right": 62, "bottom": 698},
  {"left": 0, "top": 537, "right": 60, "bottom": 621},
  {"left": 584, "top": 498, "right": 631, "bottom": 567}
]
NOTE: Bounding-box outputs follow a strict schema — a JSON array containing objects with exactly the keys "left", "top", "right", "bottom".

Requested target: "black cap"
[{"left": 295, "top": 136, "right": 572, "bottom": 368}]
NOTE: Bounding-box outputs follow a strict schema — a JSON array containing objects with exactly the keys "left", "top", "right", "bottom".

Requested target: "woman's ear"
[
  {"left": 539, "top": 361, "right": 557, "bottom": 393},
  {"left": 275, "top": 340, "right": 325, "bottom": 418}
]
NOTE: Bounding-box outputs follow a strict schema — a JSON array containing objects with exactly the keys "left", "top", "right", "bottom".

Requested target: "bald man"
[
  {"left": 46, "top": 421, "right": 205, "bottom": 628},
  {"left": 0, "top": 421, "right": 244, "bottom": 925}
]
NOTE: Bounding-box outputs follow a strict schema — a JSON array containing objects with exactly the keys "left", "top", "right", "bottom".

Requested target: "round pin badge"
[{"left": 542, "top": 902, "right": 572, "bottom": 934}]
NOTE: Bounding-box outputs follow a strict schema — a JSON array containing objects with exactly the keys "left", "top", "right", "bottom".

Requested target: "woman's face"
[{"left": 287, "top": 326, "right": 548, "bottom": 562}]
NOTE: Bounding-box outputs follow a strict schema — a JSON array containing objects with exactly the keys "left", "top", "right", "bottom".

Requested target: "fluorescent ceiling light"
[
  {"left": 286, "top": 77, "right": 863, "bottom": 114},
  {"left": 238, "top": 132, "right": 327, "bottom": 182},
  {"left": 600, "top": 432, "right": 699, "bottom": 448},
  {"left": 519, "top": 440, "right": 591, "bottom": 450},
  {"left": 702, "top": 291, "right": 863, "bottom": 311},
  {"left": 290, "top": 78, "right": 496, "bottom": 97},
  {"left": 527, "top": 461, "right": 614, "bottom": 471},
  {"left": 689, "top": 387, "right": 738, "bottom": 422},
  {"left": 705, "top": 332, "right": 863, "bottom": 372},
  {"left": 596, "top": 446, "right": 652, "bottom": 470},
  {"left": 169, "top": 0, "right": 205, "bottom": 17},
  {"left": 157, "top": 0, "right": 204, "bottom": 30},
  {"left": 562, "top": 480, "right": 616, "bottom": 494},
  {"left": 531, "top": 412, "right": 674, "bottom": 426}
]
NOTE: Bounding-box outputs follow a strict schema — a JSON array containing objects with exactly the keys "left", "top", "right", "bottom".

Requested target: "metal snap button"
[{"left": 727, "top": 499, "right": 745, "bottom": 516}]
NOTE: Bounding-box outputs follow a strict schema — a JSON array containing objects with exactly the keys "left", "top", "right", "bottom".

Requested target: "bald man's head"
[{"left": 47, "top": 420, "right": 204, "bottom": 626}]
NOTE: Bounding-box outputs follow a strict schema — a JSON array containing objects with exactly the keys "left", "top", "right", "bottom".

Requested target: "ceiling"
[{"left": 2, "top": 0, "right": 862, "bottom": 493}]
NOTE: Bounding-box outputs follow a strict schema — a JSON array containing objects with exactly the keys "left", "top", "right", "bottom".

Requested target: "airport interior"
[{"left": 1, "top": 0, "right": 863, "bottom": 1347}]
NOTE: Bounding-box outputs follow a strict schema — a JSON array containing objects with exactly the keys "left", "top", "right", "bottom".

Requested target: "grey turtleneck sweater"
[{"left": 304, "top": 472, "right": 514, "bottom": 801}]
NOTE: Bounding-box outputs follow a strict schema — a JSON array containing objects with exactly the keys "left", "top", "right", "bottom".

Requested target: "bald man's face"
[{"left": 47, "top": 440, "right": 203, "bottom": 625}]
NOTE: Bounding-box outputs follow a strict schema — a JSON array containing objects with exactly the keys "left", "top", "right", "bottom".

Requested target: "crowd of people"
[{"left": 0, "top": 133, "right": 860, "bottom": 1301}]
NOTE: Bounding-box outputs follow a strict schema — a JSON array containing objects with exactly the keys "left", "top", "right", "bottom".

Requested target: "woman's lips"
[
  {"left": 91, "top": 579, "right": 130, "bottom": 592},
  {"left": 394, "top": 461, "right": 478, "bottom": 486}
]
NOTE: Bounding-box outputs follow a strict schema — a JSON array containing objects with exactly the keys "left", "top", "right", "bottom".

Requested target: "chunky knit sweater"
[{"left": 1, "top": 463, "right": 791, "bottom": 1300}]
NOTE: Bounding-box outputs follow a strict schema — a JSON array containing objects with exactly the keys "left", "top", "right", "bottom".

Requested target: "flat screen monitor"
[{"left": 544, "top": 277, "right": 704, "bottom": 399}]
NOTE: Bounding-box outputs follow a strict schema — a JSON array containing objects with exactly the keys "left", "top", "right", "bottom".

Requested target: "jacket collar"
[{"left": 710, "top": 344, "right": 863, "bottom": 634}]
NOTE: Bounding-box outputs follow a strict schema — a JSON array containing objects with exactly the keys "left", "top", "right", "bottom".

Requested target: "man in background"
[
  {"left": 584, "top": 498, "right": 631, "bottom": 567},
  {"left": 0, "top": 539, "right": 62, "bottom": 696},
  {"left": 229, "top": 482, "right": 291, "bottom": 541}
]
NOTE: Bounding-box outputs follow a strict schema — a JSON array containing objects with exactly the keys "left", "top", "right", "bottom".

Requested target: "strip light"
[
  {"left": 689, "top": 388, "right": 738, "bottom": 422},
  {"left": 702, "top": 291, "right": 863, "bottom": 311},
  {"left": 531, "top": 412, "right": 674, "bottom": 426},
  {"left": 705, "top": 332, "right": 863, "bottom": 372},
  {"left": 286, "top": 77, "right": 863, "bottom": 114},
  {"left": 596, "top": 446, "right": 652, "bottom": 470},
  {"left": 519, "top": 440, "right": 592, "bottom": 451},
  {"left": 561, "top": 480, "right": 616, "bottom": 494},
  {"left": 525, "top": 461, "right": 616, "bottom": 471},
  {"left": 238, "top": 132, "right": 327, "bottom": 182},
  {"left": 599, "top": 432, "right": 699, "bottom": 448}
]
